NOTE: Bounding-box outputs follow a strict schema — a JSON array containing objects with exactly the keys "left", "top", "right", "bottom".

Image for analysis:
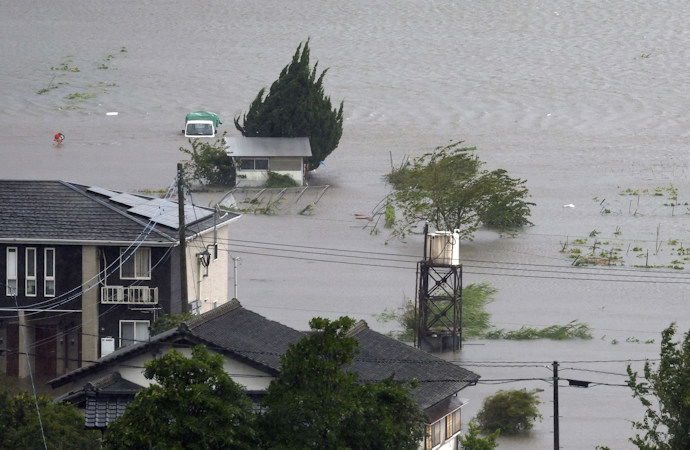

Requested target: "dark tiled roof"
[
  {"left": 186, "top": 300, "right": 306, "bottom": 372},
  {"left": 51, "top": 301, "right": 479, "bottom": 414},
  {"left": 347, "top": 323, "right": 479, "bottom": 410},
  {"left": 85, "top": 396, "right": 133, "bottom": 429},
  {"left": 0, "top": 180, "right": 238, "bottom": 243}
]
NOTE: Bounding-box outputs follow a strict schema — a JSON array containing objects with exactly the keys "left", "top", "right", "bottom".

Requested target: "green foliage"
[
  {"left": 265, "top": 171, "right": 298, "bottom": 188},
  {"left": 234, "top": 40, "right": 344, "bottom": 170},
  {"left": 384, "top": 202, "right": 396, "bottom": 228},
  {"left": 378, "top": 283, "right": 496, "bottom": 341},
  {"left": 458, "top": 422, "right": 500, "bottom": 449},
  {"left": 104, "top": 346, "right": 256, "bottom": 449},
  {"left": 180, "top": 136, "right": 235, "bottom": 186},
  {"left": 476, "top": 389, "right": 542, "bottom": 435},
  {"left": 0, "top": 391, "right": 100, "bottom": 449},
  {"left": 387, "top": 141, "right": 533, "bottom": 239},
  {"left": 484, "top": 320, "right": 593, "bottom": 340},
  {"left": 259, "top": 316, "right": 425, "bottom": 449},
  {"left": 626, "top": 323, "right": 690, "bottom": 450},
  {"left": 150, "top": 312, "right": 194, "bottom": 336}
]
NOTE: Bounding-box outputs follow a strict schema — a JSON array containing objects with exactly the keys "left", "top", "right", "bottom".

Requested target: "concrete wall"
[
  {"left": 81, "top": 246, "right": 99, "bottom": 365},
  {"left": 186, "top": 224, "right": 230, "bottom": 314}
]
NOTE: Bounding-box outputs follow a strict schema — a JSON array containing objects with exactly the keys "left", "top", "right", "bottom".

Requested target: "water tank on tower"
[{"left": 425, "top": 229, "right": 460, "bottom": 266}]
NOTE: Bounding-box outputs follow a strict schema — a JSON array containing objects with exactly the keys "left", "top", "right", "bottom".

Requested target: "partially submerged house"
[
  {"left": 0, "top": 180, "right": 239, "bottom": 380},
  {"left": 225, "top": 136, "right": 312, "bottom": 186},
  {"left": 50, "top": 300, "right": 479, "bottom": 449}
]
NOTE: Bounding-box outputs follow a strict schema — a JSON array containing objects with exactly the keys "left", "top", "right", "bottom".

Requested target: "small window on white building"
[
  {"left": 6, "top": 247, "right": 18, "bottom": 296},
  {"left": 239, "top": 158, "right": 269, "bottom": 170},
  {"left": 25, "top": 248, "right": 37, "bottom": 296},
  {"left": 120, "top": 247, "right": 151, "bottom": 280},
  {"left": 44, "top": 248, "right": 56, "bottom": 297},
  {"left": 119, "top": 320, "right": 150, "bottom": 347},
  {"left": 190, "top": 300, "right": 200, "bottom": 315}
]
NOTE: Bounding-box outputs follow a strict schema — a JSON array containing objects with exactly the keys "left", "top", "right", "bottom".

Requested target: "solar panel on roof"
[
  {"left": 126, "top": 198, "right": 213, "bottom": 229},
  {"left": 109, "top": 193, "right": 148, "bottom": 207},
  {"left": 87, "top": 186, "right": 119, "bottom": 197}
]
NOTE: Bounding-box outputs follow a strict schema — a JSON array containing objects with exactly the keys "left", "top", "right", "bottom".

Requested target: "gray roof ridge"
[
  {"left": 60, "top": 181, "right": 176, "bottom": 243},
  {"left": 347, "top": 320, "right": 370, "bottom": 336},
  {"left": 185, "top": 298, "right": 243, "bottom": 329}
]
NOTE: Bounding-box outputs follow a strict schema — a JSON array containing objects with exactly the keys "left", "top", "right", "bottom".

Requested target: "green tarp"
[{"left": 185, "top": 111, "right": 222, "bottom": 127}]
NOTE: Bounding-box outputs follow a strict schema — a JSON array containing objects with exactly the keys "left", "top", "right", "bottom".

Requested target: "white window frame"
[
  {"left": 119, "top": 247, "right": 152, "bottom": 280},
  {"left": 6, "top": 247, "right": 18, "bottom": 296},
  {"left": 119, "top": 320, "right": 150, "bottom": 347},
  {"left": 44, "top": 248, "right": 55, "bottom": 297},
  {"left": 25, "top": 248, "right": 37, "bottom": 297}
]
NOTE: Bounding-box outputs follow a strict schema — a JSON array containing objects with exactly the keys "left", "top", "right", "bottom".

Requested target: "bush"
[
  {"left": 179, "top": 137, "right": 235, "bottom": 186},
  {"left": 265, "top": 171, "right": 298, "bottom": 188},
  {"left": 475, "top": 389, "right": 542, "bottom": 434}
]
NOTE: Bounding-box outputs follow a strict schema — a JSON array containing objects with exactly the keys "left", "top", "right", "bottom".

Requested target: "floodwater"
[{"left": 2, "top": 0, "right": 690, "bottom": 448}]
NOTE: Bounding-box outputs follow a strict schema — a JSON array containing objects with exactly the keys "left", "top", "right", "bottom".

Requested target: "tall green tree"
[
  {"left": 234, "top": 40, "right": 344, "bottom": 170},
  {"left": 458, "top": 422, "right": 500, "bottom": 450},
  {"left": 0, "top": 391, "right": 100, "bottom": 449},
  {"left": 258, "top": 317, "right": 426, "bottom": 449},
  {"left": 626, "top": 323, "right": 690, "bottom": 450},
  {"left": 386, "top": 141, "right": 533, "bottom": 239},
  {"left": 104, "top": 346, "right": 256, "bottom": 449}
]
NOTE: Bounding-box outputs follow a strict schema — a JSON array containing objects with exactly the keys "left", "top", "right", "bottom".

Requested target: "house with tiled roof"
[
  {"left": 0, "top": 180, "right": 240, "bottom": 380},
  {"left": 50, "top": 300, "right": 479, "bottom": 449}
]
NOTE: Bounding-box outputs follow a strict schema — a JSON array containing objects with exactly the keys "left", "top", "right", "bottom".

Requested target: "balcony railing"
[{"left": 101, "top": 286, "right": 158, "bottom": 304}]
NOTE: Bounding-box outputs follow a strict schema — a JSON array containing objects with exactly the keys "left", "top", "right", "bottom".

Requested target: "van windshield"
[{"left": 186, "top": 123, "right": 213, "bottom": 136}]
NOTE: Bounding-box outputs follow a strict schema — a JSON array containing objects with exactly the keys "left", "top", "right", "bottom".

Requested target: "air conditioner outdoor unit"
[{"left": 101, "top": 337, "right": 115, "bottom": 357}]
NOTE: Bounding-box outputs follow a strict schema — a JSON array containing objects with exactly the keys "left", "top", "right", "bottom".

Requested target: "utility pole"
[
  {"left": 553, "top": 360, "right": 560, "bottom": 450},
  {"left": 177, "top": 163, "right": 188, "bottom": 313},
  {"left": 233, "top": 257, "right": 239, "bottom": 299}
]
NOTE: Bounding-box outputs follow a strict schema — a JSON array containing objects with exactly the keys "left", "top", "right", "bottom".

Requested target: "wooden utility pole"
[
  {"left": 553, "top": 360, "right": 560, "bottom": 450},
  {"left": 177, "top": 163, "right": 188, "bottom": 313}
]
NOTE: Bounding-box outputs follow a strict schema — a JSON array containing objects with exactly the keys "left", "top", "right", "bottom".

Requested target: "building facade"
[{"left": 0, "top": 180, "right": 239, "bottom": 380}]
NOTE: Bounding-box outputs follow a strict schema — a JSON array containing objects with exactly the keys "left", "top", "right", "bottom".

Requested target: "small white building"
[{"left": 225, "top": 137, "right": 312, "bottom": 186}]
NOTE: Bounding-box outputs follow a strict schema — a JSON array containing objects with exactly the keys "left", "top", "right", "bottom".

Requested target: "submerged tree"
[
  {"left": 386, "top": 141, "right": 533, "bottom": 239},
  {"left": 104, "top": 346, "right": 256, "bottom": 449},
  {"left": 179, "top": 136, "right": 235, "bottom": 186},
  {"left": 475, "top": 389, "right": 542, "bottom": 434},
  {"left": 626, "top": 323, "right": 690, "bottom": 450},
  {"left": 234, "top": 40, "right": 344, "bottom": 170},
  {"left": 258, "top": 317, "right": 425, "bottom": 449}
]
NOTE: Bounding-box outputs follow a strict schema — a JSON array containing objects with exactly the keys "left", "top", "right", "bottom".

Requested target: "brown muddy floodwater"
[{"left": 2, "top": 0, "right": 690, "bottom": 447}]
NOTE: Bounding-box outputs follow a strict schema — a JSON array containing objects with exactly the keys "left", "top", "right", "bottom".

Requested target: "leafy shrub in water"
[
  {"left": 484, "top": 320, "right": 592, "bottom": 340},
  {"left": 476, "top": 390, "right": 542, "bottom": 435},
  {"left": 179, "top": 137, "right": 235, "bottom": 187},
  {"left": 265, "top": 171, "right": 298, "bottom": 188}
]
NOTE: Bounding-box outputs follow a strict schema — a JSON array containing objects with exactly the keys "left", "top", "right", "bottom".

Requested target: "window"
[
  {"left": 6, "top": 247, "right": 17, "bottom": 296},
  {"left": 44, "top": 248, "right": 55, "bottom": 296},
  {"left": 428, "top": 419, "right": 445, "bottom": 448},
  {"left": 445, "top": 408, "right": 462, "bottom": 438},
  {"left": 239, "top": 158, "right": 269, "bottom": 170},
  {"left": 190, "top": 300, "right": 200, "bottom": 315},
  {"left": 119, "top": 320, "right": 150, "bottom": 347},
  {"left": 25, "top": 248, "right": 36, "bottom": 296},
  {"left": 120, "top": 247, "right": 151, "bottom": 280}
]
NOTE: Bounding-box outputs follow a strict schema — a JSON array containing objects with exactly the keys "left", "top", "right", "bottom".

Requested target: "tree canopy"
[
  {"left": 386, "top": 141, "right": 533, "bottom": 239},
  {"left": 626, "top": 323, "right": 690, "bottom": 450},
  {"left": 104, "top": 345, "right": 256, "bottom": 449},
  {"left": 259, "top": 316, "right": 426, "bottom": 449},
  {"left": 234, "top": 40, "right": 344, "bottom": 171},
  {"left": 179, "top": 136, "right": 235, "bottom": 186},
  {"left": 475, "top": 389, "right": 542, "bottom": 434},
  {"left": 0, "top": 391, "right": 99, "bottom": 449}
]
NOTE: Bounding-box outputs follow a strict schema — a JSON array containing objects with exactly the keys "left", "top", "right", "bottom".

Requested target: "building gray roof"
[
  {"left": 0, "top": 180, "right": 239, "bottom": 245},
  {"left": 50, "top": 300, "right": 479, "bottom": 412},
  {"left": 225, "top": 137, "right": 312, "bottom": 157}
]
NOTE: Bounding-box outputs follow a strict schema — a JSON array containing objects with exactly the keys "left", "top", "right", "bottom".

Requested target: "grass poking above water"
[{"left": 484, "top": 320, "right": 593, "bottom": 340}]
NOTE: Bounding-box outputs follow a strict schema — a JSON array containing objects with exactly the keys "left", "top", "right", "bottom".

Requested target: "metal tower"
[{"left": 415, "top": 226, "right": 463, "bottom": 352}]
